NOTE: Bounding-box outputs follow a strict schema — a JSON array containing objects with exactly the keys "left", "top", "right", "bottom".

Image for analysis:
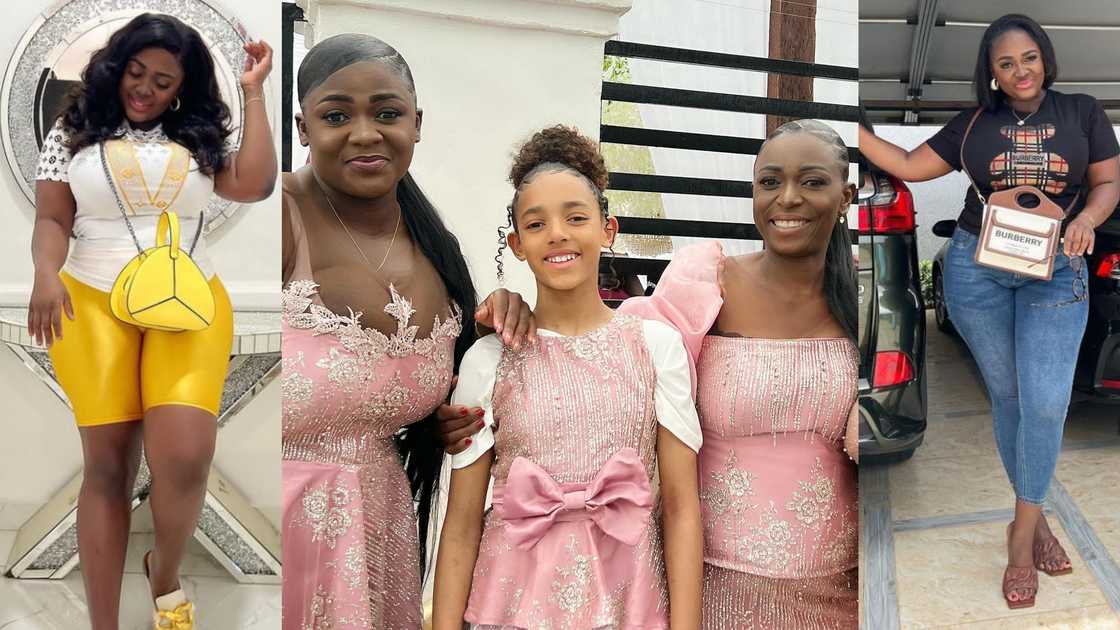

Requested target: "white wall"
[
  {"left": 0, "top": 0, "right": 281, "bottom": 529},
  {"left": 296, "top": 0, "right": 633, "bottom": 302}
]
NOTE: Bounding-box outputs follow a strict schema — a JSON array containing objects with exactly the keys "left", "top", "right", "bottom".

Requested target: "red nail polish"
[
  {"left": 475, "top": 409, "right": 485, "bottom": 417},
  {"left": 476, "top": 419, "right": 485, "bottom": 428},
  {"left": 465, "top": 438, "right": 473, "bottom": 446}
]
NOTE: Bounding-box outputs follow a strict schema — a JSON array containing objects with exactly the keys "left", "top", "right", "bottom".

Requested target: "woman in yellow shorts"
[{"left": 26, "top": 14, "right": 276, "bottom": 630}]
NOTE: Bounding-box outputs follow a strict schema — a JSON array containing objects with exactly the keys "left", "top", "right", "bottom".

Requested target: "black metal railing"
[
  {"left": 281, "top": 2, "right": 305, "bottom": 173},
  {"left": 599, "top": 39, "right": 861, "bottom": 287}
]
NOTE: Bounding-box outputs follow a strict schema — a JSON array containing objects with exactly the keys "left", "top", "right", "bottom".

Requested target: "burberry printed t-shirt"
[{"left": 926, "top": 90, "right": 1119, "bottom": 235}]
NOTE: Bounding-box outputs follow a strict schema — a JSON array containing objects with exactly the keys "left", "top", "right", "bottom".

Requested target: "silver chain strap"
[{"left": 98, "top": 141, "right": 204, "bottom": 256}]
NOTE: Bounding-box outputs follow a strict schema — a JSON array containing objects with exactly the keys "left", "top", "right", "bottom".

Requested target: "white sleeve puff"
[
  {"left": 642, "top": 320, "right": 703, "bottom": 453},
  {"left": 36, "top": 118, "right": 73, "bottom": 182},
  {"left": 448, "top": 334, "right": 504, "bottom": 469}
]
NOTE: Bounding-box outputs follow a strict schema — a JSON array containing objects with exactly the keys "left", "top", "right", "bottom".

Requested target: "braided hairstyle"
[{"left": 496, "top": 125, "right": 610, "bottom": 282}]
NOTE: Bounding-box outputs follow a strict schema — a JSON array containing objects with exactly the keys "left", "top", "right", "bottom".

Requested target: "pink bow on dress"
[{"left": 497, "top": 447, "right": 653, "bottom": 550}]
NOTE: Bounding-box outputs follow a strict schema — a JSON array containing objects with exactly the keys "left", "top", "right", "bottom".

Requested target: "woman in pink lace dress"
[
  {"left": 280, "top": 34, "right": 482, "bottom": 629},
  {"left": 433, "top": 126, "right": 704, "bottom": 629},
  {"left": 622, "top": 120, "right": 860, "bottom": 628}
]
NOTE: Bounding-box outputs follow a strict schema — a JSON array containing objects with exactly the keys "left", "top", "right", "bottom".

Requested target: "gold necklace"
[{"left": 318, "top": 182, "right": 400, "bottom": 274}]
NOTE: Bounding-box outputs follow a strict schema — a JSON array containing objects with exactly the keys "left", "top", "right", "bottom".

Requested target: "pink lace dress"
[
  {"left": 281, "top": 244, "right": 460, "bottom": 627},
  {"left": 622, "top": 242, "right": 858, "bottom": 630},
  {"left": 449, "top": 315, "right": 701, "bottom": 629}
]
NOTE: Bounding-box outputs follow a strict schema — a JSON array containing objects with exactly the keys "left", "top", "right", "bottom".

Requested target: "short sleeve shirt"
[{"left": 926, "top": 90, "right": 1119, "bottom": 235}]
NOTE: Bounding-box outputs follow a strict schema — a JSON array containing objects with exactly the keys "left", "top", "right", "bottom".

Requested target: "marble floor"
[
  {"left": 0, "top": 529, "right": 280, "bottom": 629},
  {"left": 861, "top": 311, "right": 1120, "bottom": 629}
]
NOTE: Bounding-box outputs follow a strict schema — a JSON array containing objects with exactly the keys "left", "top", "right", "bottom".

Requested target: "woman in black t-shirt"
[{"left": 859, "top": 14, "right": 1120, "bottom": 609}]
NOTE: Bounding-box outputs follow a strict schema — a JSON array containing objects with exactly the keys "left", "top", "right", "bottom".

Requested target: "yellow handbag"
[{"left": 100, "top": 141, "right": 214, "bottom": 332}]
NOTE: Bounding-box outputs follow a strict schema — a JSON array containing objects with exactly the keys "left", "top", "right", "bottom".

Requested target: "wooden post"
[{"left": 767, "top": 0, "right": 817, "bottom": 135}]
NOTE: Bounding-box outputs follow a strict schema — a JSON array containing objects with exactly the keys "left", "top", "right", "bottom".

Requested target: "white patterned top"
[{"left": 35, "top": 118, "right": 221, "bottom": 290}]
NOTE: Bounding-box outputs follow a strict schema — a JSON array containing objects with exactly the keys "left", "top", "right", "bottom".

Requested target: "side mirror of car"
[{"left": 932, "top": 220, "right": 957, "bottom": 238}]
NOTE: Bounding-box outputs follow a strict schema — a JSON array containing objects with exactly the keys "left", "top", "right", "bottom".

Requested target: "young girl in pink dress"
[
  {"left": 623, "top": 120, "right": 859, "bottom": 629},
  {"left": 433, "top": 126, "right": 704, "bottom": 629}
]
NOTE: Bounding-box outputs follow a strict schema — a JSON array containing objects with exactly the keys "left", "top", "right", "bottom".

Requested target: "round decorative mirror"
[{"left": 1, "top": 0, "right": 261, "bottom": 234}]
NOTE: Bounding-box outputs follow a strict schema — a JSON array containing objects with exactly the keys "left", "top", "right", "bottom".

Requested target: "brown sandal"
[
  {"left": 1003, "top": 565, "right": 1038, "bottom": 609},
  {"left": 1004, "top": 522, "right": 1037, "bottom": 609},
  {"left": 1034, "top": 534, "right": 1073, "bottom": 576}
]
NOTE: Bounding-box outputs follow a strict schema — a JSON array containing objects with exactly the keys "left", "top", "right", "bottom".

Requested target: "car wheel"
[{"left": 933, "top": 269, "right": 955, "bottom": 335}]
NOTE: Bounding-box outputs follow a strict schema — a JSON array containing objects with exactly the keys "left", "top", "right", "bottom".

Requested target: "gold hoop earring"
[
  {"left": 170, "top": 97, "right": 181, "bottom": 112},
  {"left": 990, "top": 78, "right": 999, "bottom": 91}
]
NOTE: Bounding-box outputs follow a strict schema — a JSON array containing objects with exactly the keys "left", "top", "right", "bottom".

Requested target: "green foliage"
[
  {"left": 601, "top": 56, "right": 631, "bottom": 115},
  {"left": 919, "top": 260, "right": 934, "bottom": 306},
  {"left": 602, "top": 55, "right": 631, "bottom": 82}
]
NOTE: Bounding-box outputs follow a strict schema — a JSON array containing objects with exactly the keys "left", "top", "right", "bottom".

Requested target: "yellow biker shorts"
[{"left": 48, "top": 271, "right": 234, "bottom": 426}]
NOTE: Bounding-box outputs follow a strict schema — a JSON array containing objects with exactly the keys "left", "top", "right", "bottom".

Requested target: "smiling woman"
[
  {"left": 280, "top": 33, "right": 478, "bottom": 629},
  {"left": 26, "top": 11, "right": 276, "bottom": 629},
  {"left": 858, "top": 12, "right": 1120, "bottom": 611}
]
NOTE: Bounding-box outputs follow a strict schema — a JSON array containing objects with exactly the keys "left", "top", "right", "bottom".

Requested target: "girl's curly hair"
[
  {"left": 497, "top": 125, "right": 611, "bottom": 282},
  {"left": 61, "top": 13, "right": 232, "bottom": 175},
  {"left": 509, "top": 125, "right": 609, "bottom": 194}
]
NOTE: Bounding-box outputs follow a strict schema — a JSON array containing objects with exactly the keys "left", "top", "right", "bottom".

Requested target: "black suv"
[
  {"left": 930, "top": 215, "right": 1120, "bottom": 401},
  {"left": 857, "top": 157, "right": 929, "bottom": 463}
]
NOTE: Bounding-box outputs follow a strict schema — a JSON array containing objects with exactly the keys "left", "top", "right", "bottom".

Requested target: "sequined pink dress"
[
  {"left": 281, "top": 232, "right": 460, "bottom": 628},
  {"left": 454, "top": 315, "right": 674, "bottom": 629},
  {"left": 622, "top": 242, "right": 859, "bottom": 630}
]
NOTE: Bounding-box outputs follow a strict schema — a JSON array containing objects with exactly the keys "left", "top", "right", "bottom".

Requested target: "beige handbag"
[{"left": 959, "top": 108, "right": 1076, "bottom": 281}]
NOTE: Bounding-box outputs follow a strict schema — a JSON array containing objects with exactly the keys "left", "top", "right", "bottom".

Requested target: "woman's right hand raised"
[{"left": 28, "top": 272, "right": 74, "bottom": 348}]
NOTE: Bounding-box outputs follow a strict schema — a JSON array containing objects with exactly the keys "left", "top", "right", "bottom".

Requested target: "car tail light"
[
  {"left": 858, "top": 174, "right": 915, "bottom": 234},
  {"left": 1102, "top": 379, "right": 1120, "bottom": 389},
  {"left": 873, "top": 350, "right": 915, "bottom": 388},
  {"left": 1095, "top": 253, "right": 1120, "bottom": 279}
]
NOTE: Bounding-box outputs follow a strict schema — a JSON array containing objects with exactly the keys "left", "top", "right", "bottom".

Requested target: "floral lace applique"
[
  {"left": 741, "top": 502, "right": 799, "bottom": 573},
  {"left": 282, "top": 279, "right": 461, "bottom": 360},
  {"left": 701, "top": 449, "right": 759, "bottom": 546},
  {"left": 295, "top": 478, "right": 358, "bottom": 550},
  {"left": 785, "top": 457, "right": 835, "bottom": 529},
  {"left": 282, "top": 350, "right": 314, "bottom": 411}
]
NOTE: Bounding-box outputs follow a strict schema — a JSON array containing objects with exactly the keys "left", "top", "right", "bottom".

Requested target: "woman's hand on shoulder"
[{"left": 475, "top": 288, "right": 536, "bottom": 349}]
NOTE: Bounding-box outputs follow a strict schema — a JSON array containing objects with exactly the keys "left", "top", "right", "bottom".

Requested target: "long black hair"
[
  {"left": 297, "top": 33, "right": 478, "bottom": 572},
  {"left": 61, "top": 13, "right": 232, "bottom": 174},
  {"left": 761, "top": 119, "right": 857, "bottom": 343},
  {"left": 396, "top": 172, "right": 477, "bottom": 571},
  {"left": 974, "top": 14, "right": 1058, "bottom": 112}
]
